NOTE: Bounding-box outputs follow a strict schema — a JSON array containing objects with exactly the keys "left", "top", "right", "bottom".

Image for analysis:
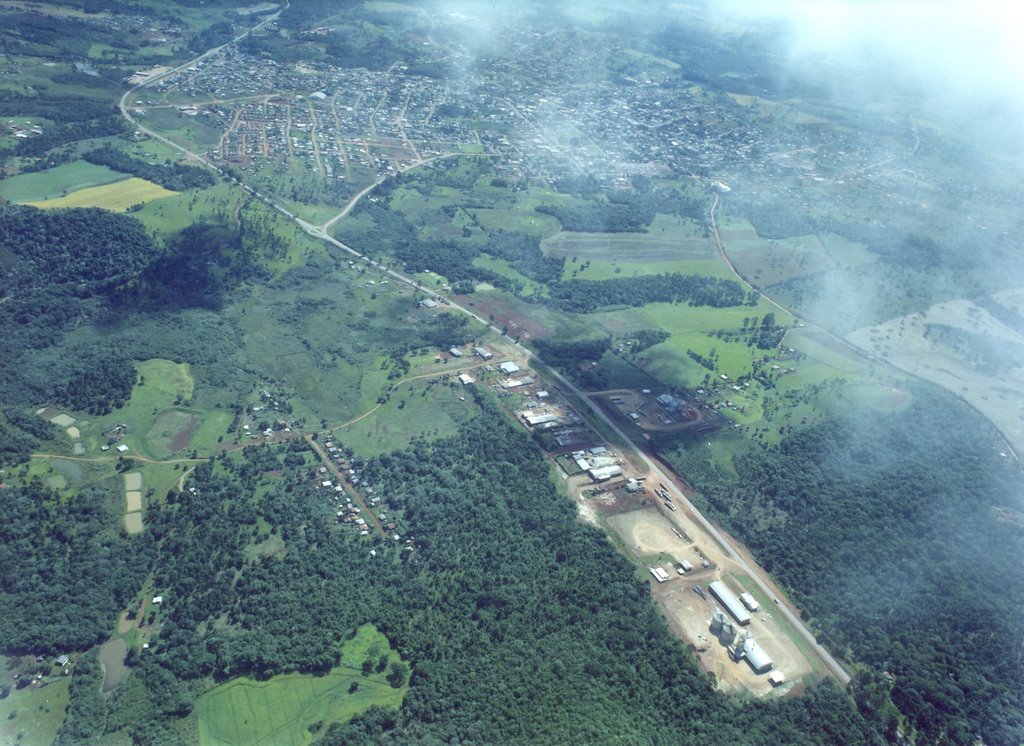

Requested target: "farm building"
[
  {"left": 657, "top": 393, "right": 683, "bottom": 413},
  {"left": 474, "top": 346, "right": 493, "bottom": 360},
  {"left": 449, "top": 347, "right": 463, "bottom": 357},
  {"left": 649, "top": 566, "right": 670, "bottom": 583},
  {"left": 589, "top": 464, "right": 623, "bottom": 482},
  {"left": 740, "top": 635, "right": 773, "bottom": 674},
  {"left": 459, "top": 373, "right": 475, "bottom": 385},
  {"left": 497, "top": 361, "right": 520, "bottom": 374},
  {"left": 708, "top": 581, "right": 751, "bottom": 625},
  {"left": 739, "top": 592, "right": 760, "bottom": 611},
  {"left": 768, "top": 670, "right": 786, "bottom": 686},
  {"left": 420, "top": 298, "right": 439, "bottom": 308},
  {"left": 521, "top": 411, "right": 559, "bottom": 427}
]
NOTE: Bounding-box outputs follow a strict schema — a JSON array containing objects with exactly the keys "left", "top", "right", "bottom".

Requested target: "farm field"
[
  {"left": 0, "top": 160, "right": 127, "bottom": 202},
  {"left": 24, "top": 177, "right": 178, "bottom": 212},
  {"left": 131, "top": 181, "right": 243, "bottom": 236},
  {"left": 195, "top": 625, "right": 407, "bottom": 746}
]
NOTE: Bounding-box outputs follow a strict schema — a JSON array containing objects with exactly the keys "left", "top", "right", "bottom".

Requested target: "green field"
[
  {"left": 0, "top": 674, "right": 70, "bottom": 746},
  {"left": 196, "top": 625, "right": 407, "bottom": 746},
  {"left": 132, "top": 181, "right": 243, "bottom": 236},
  {"left": 542, "top": 215, "right": 712, "bottom": 262},
  {"left": 25, "top": 177, "right": 178, "bottom": 212},
  {"left": 0, "top": 160, "right": 127, "bottom": 202},
  {"left": 338, "top": 378, "right": 480, "bottom": 458}
]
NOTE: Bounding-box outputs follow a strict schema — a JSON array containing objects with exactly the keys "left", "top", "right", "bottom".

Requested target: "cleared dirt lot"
[
  {"left": 126, "top": 491, "right": 143, "bottom": 512},
  {"left": 653, "top": 580, "right": 812, "bottom": 696},
  {"left": 607, "top": 508, "right": 697, "bottom": 563}
]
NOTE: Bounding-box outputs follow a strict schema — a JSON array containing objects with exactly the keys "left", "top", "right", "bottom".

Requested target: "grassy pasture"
[
  {"left": 563, "top": 257, "right": 734, "bottom": 281},
  {"left": 0, "top": 673, "right": 70, "bottom": 746},
  {"left": 24, "top": 177, "right": 177, "bottom": 212},
  {"left": 0, "top": 160, "right": 127, "bottom": 202},
  {"left": 132, "top": 182, "right": 242, "bottom": 236},
  {"left": 196, "top": 625, "right": 406, "bottom": 746},
  {"left": 339, "top": 379, "right": 480, "bottom": 458},
  {"left": 542, "top": 222, "right": 714, "bottom": 265},
  {"left": 472, "top": 254, "right": 546, "bottom": 296}
]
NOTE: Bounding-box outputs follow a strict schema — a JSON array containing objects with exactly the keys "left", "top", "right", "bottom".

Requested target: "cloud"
[{"left": 707, "top": 0, "right": 1024, "bottom": 138}]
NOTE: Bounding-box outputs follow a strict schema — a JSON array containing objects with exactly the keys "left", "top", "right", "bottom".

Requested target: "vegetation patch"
[
  {"left": 195, "top": 625, "right": 407, "bottom": 746},
  {"left": 339, "top": 379, "right": 480, "bottom": 458},
  {"left": 24, "top": 177, "right": 178, "bottom": 212}
]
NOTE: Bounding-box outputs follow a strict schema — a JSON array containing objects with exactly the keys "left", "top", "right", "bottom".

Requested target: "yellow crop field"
[{"left": 25, "top": 177, "right": 178, "bottom": 212}]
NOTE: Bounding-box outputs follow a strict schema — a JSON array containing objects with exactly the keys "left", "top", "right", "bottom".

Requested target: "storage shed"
[
  {"left": 708, "top": 581, "right": 751, "bottom": 625},
  {"left": 742, "top": 635, "right": 773, "bottom": 674}
]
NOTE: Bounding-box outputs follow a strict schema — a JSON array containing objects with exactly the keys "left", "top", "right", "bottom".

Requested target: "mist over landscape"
[{"left": 0, "top": 1, "right": 1022, "bottom": 744}]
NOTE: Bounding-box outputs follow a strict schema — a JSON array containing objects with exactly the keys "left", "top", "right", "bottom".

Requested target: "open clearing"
[
  {"left": 24, "top": 177, "right": 178, "bottom": 212},
  {"left": 607, "top": 508, "right": 696, "bottom": 561},
  {"left": 0, "top": 160, "right": 127, "bottom": 203},
  {"left": 340, "top": 380, "right": 480, "bottom": 458},
  {"left": 124, "top": 512, "right": 144, "bottom": 534},
  {"left": 99, "top": 637, "right": 128, "bottom": 692},
  {"left": 124, "top": 472, "right": 142, "bottom": 491},
  {"left": 126, "top": 491, "right": 143, "bottom": 512},
  {"left": 196, "top": 625, "right": 406, "bottom": 746}
]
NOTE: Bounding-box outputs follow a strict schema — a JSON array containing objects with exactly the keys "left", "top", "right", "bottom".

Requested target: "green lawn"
[
  {"left": 195, "top": 625, "right": 407, "bottom": 746},
  {"left": 0, "top": 160, "right": 127, "bottom": 202}
]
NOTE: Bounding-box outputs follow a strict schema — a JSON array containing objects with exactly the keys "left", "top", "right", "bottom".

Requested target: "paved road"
[{"left": 116, "top": 13, "right": 851, "bottom": 687}]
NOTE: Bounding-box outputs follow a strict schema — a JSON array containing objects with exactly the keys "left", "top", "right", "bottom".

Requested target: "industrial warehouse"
[{"left": 708, "top": 581, "right": 751, "bottom": 626}]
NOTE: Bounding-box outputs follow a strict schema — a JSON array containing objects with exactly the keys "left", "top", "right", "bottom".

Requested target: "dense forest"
[
  {"left": 0, "top": 205, "right": 265, "bottom": 420},
  {"left": 47, "top": 406, "right": 883, "bottom": 744},
  {"left": 669, "top": 387, "right": 1024, "bottom": 744},
  {"left": 0, "top": 481, "right": 152, "bottom": 654}
]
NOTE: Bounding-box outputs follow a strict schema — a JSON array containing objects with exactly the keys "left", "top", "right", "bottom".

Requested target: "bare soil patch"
[
  {"left": 458, "top": 294, "right": 551, "bottom": 340},
  {"left": 124, "top": 472, "right": 142, "bottom": 491},
  {"left": 607, "top": 508, "right": 699, "bottom": 564},
  {"left": 126, "top": 491, "right": 142, "bottom": 512},
  {"left": 124, "top": 512, "right": 144, "bottom": 534}
]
